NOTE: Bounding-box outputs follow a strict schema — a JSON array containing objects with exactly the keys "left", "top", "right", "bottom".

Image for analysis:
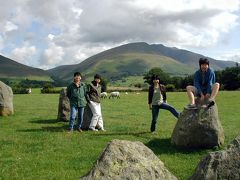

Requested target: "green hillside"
[
  {"left": 0, "top": 55, "right": 53, "bottom": 81},
  {"left": 48, "top": 42, "right": 234, "bottom": 83},
  {"left": 84, "top": 53, "right": 194, "bottom": 80}
]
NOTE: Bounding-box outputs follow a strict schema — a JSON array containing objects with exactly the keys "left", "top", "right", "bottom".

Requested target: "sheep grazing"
[
  {"left": 26, "top": 88, "right": 32, "bottom": 94},
  {"left": 100, "top": 92, "right": 108, "bottom": 99},
  {"left": 109, "top": 91, "right": 120, "bottom": 99}
]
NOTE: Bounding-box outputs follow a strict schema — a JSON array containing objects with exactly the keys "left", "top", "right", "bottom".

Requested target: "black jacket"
[
  {"left": 148, "top": 84, "right": 167, "bottom": 104},
  {"left": 86, "top": 81, "right": 101, "bottom": 103}
]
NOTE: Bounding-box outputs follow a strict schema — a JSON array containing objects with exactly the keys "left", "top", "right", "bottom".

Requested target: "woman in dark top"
[
  {"left": 87, "top": 74, "right": 105, "bottom": 131},
  {"left": 148, "top": 75, "right": 180, "bottom": 132}
]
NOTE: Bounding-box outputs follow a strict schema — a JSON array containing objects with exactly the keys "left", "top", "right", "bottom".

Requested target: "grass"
[{"left": 0, "top": 90, "right": 239, "bottom": 179}]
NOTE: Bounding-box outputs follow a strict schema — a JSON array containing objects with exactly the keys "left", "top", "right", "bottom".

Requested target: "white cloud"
[
  {"left": 41, "top": 42, "right": 65, "bottom": 66},
  {"left": 0, "top": 0, "right": 240, "bottom": 69},
  {"left": 48, "top": 34, "right": 55, "bottom": 40},
  {"left": 0, "top": 35, "right": 3, "bottom": 51},
  {"left": 10, "top": 44, "right": 37, "bottom": 65},
  {"left": 4, "top": 21, "right": 18, "bottom": 32},
  {"left": 217, "top": 49, "right": 240, "bottom": 62}
]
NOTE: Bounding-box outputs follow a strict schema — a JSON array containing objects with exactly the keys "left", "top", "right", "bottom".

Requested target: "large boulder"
[
  {"left": 80, "top": 139, "right": 177, "bottom": 180},
  {"left": 57, "top": 88, "right": 70, "bottom": 121},
  {"left": 171, "top": 102, "right": 224, "bottom": 148},
  {"left": 0, "top": 81, "right": 14, "bottom": 116},
  {"left": 190, "top": 135, "right": 240, "bottom": 180}
]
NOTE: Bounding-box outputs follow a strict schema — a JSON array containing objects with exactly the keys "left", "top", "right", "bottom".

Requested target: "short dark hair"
[
  {"left": 74, "top": 72, "right": 81, "bottom": 77},
  {"left": 199, "top": 58, "right": 209, "bottom": 66},
  {"left": 94, "top": 74, "right": 101, "bottom": 79},
  {"left": 151, "top": 74, "right": 160, "bottom": 84}
]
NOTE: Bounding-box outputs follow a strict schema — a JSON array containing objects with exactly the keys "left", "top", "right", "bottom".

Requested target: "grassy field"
[{"left": 0, "top": 89, "right": 239, "bottom": 179}]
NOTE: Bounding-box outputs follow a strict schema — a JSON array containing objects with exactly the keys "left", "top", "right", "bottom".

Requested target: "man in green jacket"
[{"left": 67, "top": 72, "right": 87, "bottom": 132}]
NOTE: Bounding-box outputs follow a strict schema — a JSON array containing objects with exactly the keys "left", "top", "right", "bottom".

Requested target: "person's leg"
[
  {"left": 88, "top": 101, "right": 99, "bottom": 130},
  {"left": 96, "top": 103, "right": 104, "bottom": 130},
  {"left": 151, "top": 105, "right": 160, "bottom": 132},
  {"left": 159, "top": 103, "right": 180, "bottom": 118},
  {"left": 186, "top": 85, "right": 197, "bottom": 105},
  {"left": 69, "top": 106, "right": 77, "bottom": 130},
  {"left": 77, "top": 107, "right": 84, "bottom": 130},
  {"left": 209, "top": 83, "right": 220, "bottom": 101}
]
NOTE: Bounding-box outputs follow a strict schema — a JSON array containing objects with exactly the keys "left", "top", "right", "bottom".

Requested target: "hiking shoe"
[
  {"left": 67, "top": 129, "right": 73, "bottom": 133},
  {"left": 77, "top": 128, "right": 83, "bottom": 132},
  {"left": 89, "top": 127, "right": 98, "bottom": 131},
  {"left": 206, "top": 100, "right": 215, "bottom": 109},
  {"left": 185, "top": 104, "right": 197, "bottom": 109},
  {"left": 178, "top": 112, "right": 182, "bottom": 118},
  {"left": 201, "top": 104, "right": 207, "bottom": 108}
]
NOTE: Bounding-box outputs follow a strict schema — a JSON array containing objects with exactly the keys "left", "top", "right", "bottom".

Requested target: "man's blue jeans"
[
  {"left": 69, "top": 106, "right": 84, "bottom": 130},
  {"left": 151, "top": 103, "right": 179, "bottom": 132}
]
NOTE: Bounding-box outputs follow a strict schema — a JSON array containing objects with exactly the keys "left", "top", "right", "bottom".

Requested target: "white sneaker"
[
  {"left": 185, "top": 104, "right": 197, "bottom": 109},
  {"left": 89, "top": 127, "right": 98, "bottom": 131}
]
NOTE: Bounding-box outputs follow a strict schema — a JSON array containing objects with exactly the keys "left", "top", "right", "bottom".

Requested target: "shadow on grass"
[
  {"left": 17, "top": 119, "right": 69, "bottom": 132},
  {"left": 29, "top": 119, "right": 59, "bottom": 124},
  {"left": 17, "top": 125, "right": 69, "bottom": 132},
  {"left": 90, "top": 131, "right": 150, "bottom": 137},
  {"left": 145, "top": 138, "right": 208, "bottom": 155}
]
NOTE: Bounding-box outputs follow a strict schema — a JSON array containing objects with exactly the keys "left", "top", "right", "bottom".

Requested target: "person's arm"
[
  {"left": 207, "top": 69, "right": 215, "bottom": 94},
  {"left": 193, "top": 71, "right": 203, "bottom": 95}
]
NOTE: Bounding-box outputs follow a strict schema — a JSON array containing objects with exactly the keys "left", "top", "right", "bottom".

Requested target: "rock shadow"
[{"left": 145, "top": 138, "right": 209, "bottom": 155}]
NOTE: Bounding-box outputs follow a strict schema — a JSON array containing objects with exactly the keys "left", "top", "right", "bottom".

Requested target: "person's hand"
[
  {"left": 149, "top": 104, "right": 152, "bottom": 110},
  {"left": 205, "top": 94, "right": 211, "bottom": 99}
]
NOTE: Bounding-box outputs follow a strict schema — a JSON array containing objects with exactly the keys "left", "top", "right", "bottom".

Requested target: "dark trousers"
[{"left": 151, "top": 103, "right": 179, "bottom": 132}]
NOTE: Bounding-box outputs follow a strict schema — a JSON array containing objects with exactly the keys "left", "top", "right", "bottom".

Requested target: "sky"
[{"left": 0, "top": 0, "right": 240, "bottom": 70}]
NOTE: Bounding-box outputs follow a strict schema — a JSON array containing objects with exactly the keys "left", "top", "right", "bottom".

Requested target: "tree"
[
  {"left": 100, "top": 77, "right": 108, "bottom": 92},
  {"left": 180, "top": 75, "right": 194, "bottom": 89},
  {"left": 221, "top": 66, "right": 240, "bottom": 90},
  {"left": 143, "top": 67, "right": 170, "bottom": 85}
]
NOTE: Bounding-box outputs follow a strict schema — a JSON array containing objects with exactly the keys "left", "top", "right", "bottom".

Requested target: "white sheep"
[
  {"left": 100, "top": 92, "right": 108, "bottom": 99},
  {"left": 109, "top": 91, "right": 120, "bottom": 99},
  {"left": 26, "top": 88, "right": 32, "bottom": 94}
]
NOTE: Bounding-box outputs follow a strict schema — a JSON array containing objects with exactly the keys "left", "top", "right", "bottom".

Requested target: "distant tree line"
[
  {"left": 143, "top": 64, "right": 240, "bottom": 91},
  {"left": 1, "top": 64, "right": 239, "bottom": 92}
]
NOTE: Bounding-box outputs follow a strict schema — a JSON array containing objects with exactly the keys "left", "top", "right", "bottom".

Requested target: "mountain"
[
  {"left": 0, "top": 55, "right": 52, "bottom": 81},
  {"left": 48, "top": 42, "right": 235, "bottom": 83}
]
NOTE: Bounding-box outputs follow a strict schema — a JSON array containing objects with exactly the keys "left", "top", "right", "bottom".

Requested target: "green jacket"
[
  {"left": 86, "top": 81, "right": 101, "bottom": 103},
  {"left": 66, "top": 82, "right": 87, "bottom": 107}
]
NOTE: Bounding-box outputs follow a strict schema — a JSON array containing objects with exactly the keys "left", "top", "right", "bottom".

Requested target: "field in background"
[{"left": 0, "top": 90, "right": 239, "bottom": 179}]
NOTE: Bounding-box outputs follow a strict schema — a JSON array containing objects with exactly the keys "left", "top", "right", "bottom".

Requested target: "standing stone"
[
  {"left": 0, "top": 81, "right": 14, "bottom": 116},
  {"left": 190, "top": 135, "right": 240, "bottom": 180},
  {"left": 81, "top": 104, "right": 93, "bottom": 130},
  {"left": 80, "top": 139, "right": 177, "bottom": 180},
  {"left": 171, "top": 102, "right": 224, "bottom": 148},
  {"left": 57, "top": 88, "right": 70, "bottom": 121}
]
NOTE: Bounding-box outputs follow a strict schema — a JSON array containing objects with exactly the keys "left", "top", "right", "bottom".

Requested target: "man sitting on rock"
[{"left": 186, "top": 58, "right": 220, "bottom": 109}]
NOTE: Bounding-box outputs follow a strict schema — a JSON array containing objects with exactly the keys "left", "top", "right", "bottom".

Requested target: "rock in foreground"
[
  {"left": 80, "top": 139, "right": 177, "bottom": 180},
  {"left": 190, "top": 135, "right": 240, "bottom": 180}
]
